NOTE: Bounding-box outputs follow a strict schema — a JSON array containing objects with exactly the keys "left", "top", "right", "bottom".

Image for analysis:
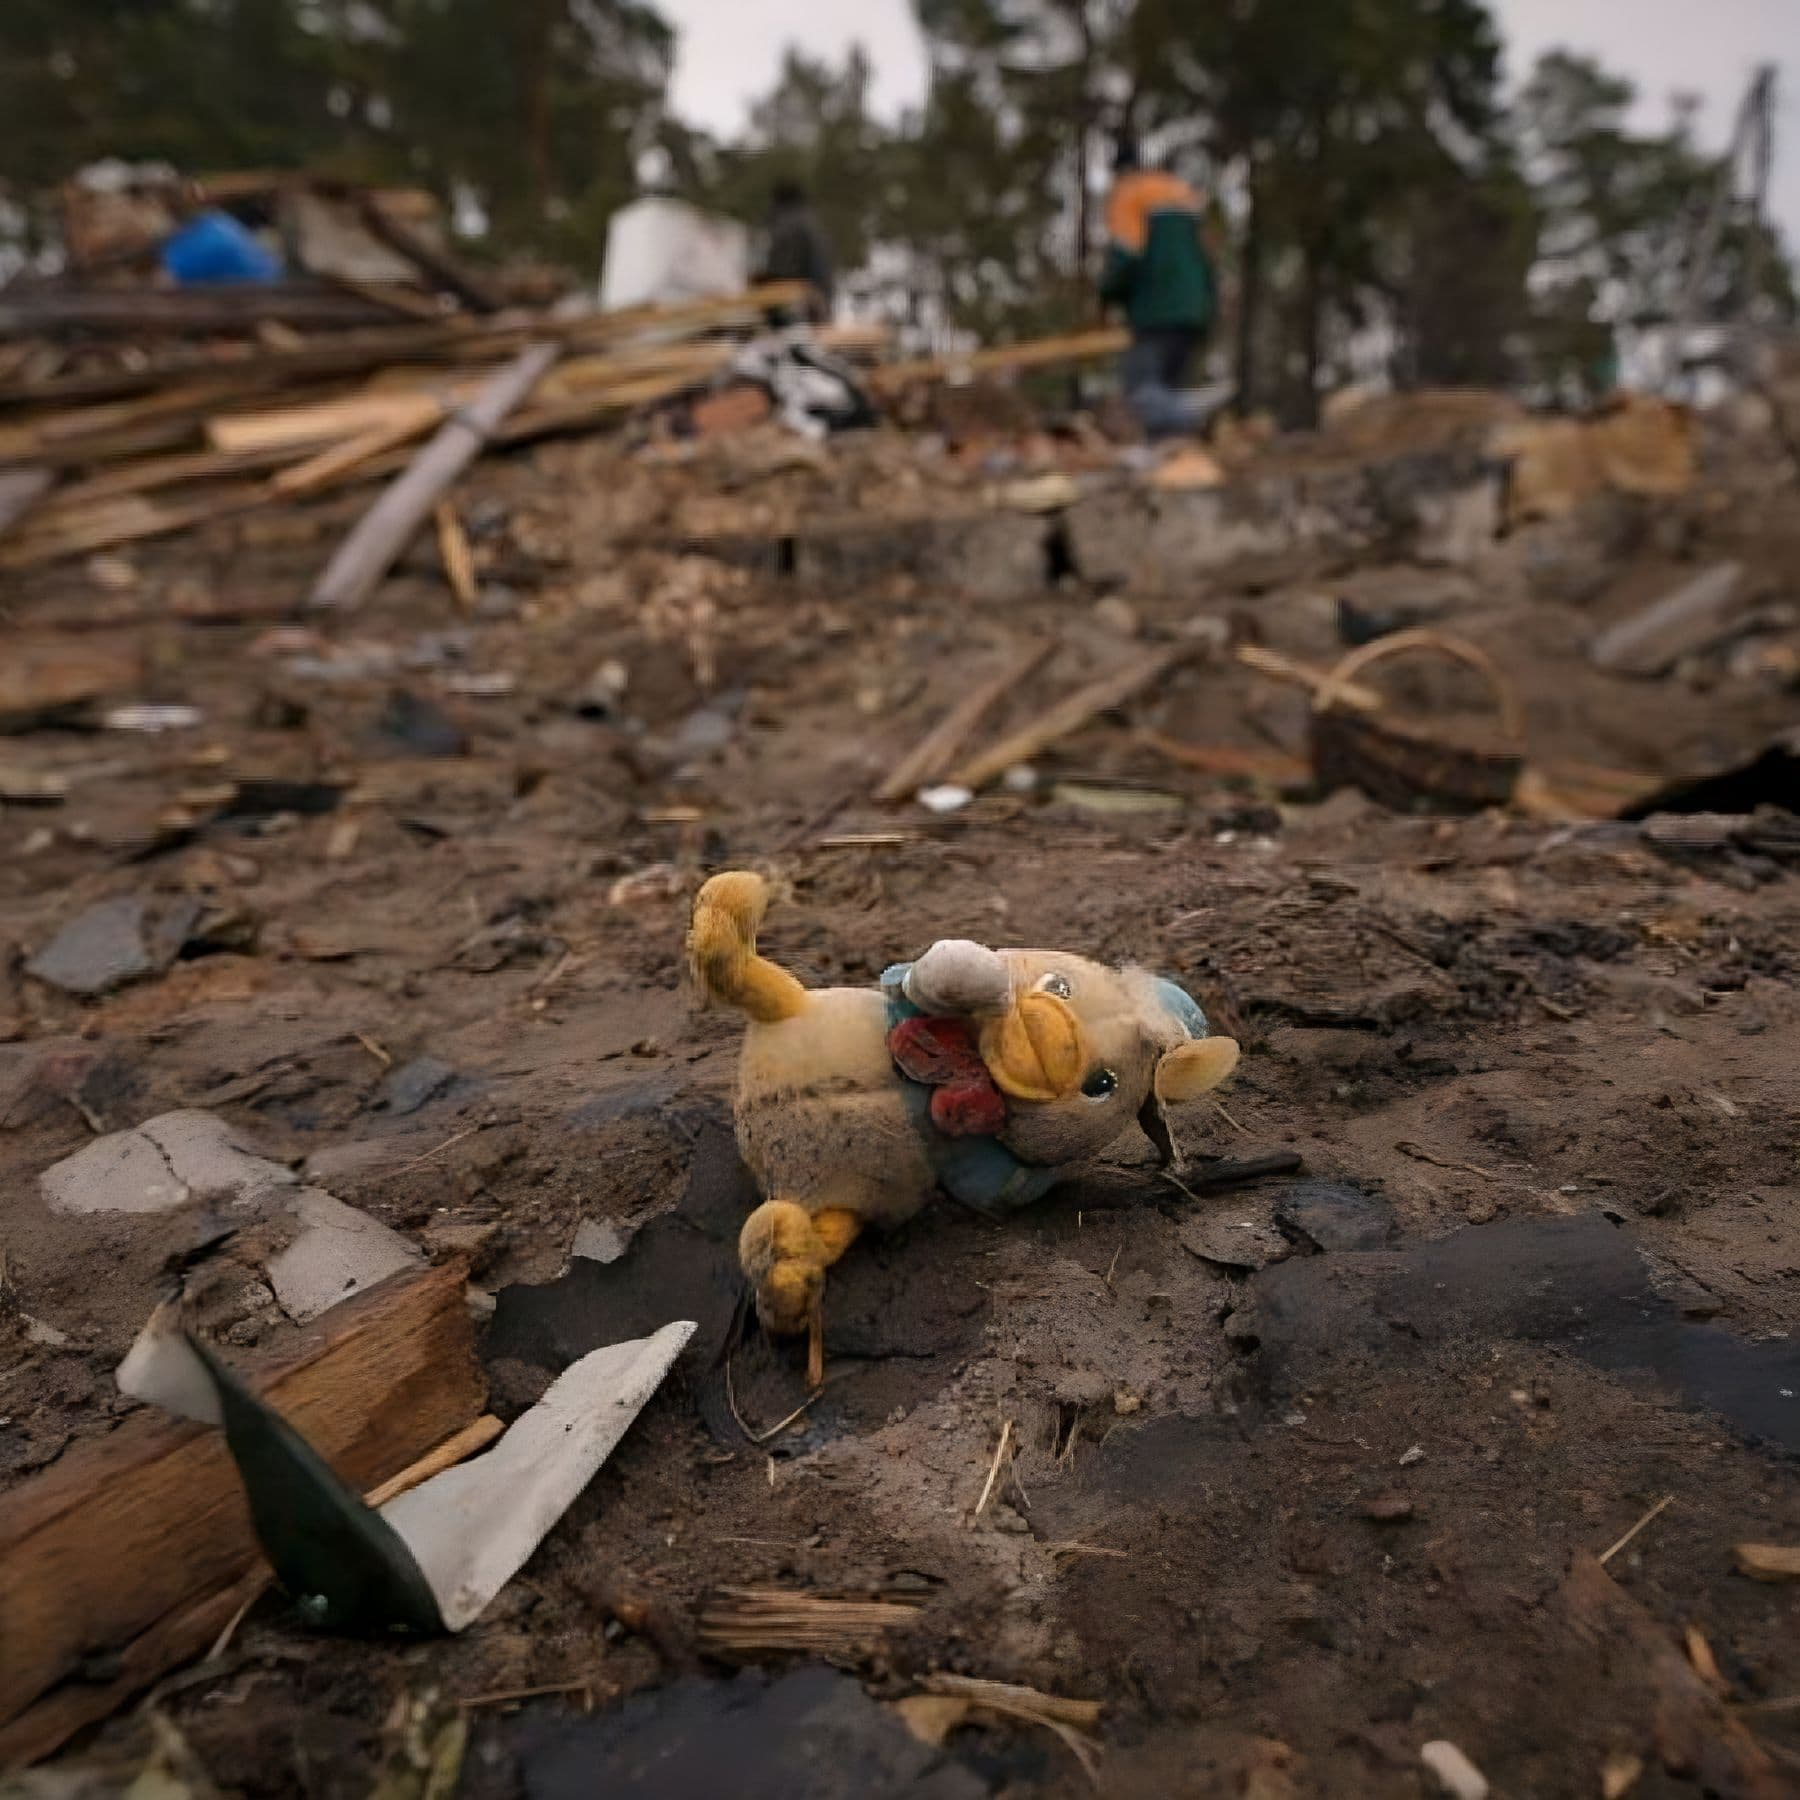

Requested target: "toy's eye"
[
  {"left": 1037, "top": 972, "right": 1073, "bottom": 999},
  {"left": 1081, "top": 1067, "right": 1118, "bottom": 1100}
]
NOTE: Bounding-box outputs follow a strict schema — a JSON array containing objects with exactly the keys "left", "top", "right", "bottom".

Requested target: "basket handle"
[{"left": 1313, "top": 629, "right": 1525, "bottom": 745}]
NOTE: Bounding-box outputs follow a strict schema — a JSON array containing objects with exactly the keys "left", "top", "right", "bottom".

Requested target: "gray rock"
[
  {"left": 380, "top": 1055, "right": 457, "bottom": 1116},
  {"left": 570, "top": 1218, "right": 630, "bottom": 1265},
  {"left": 1179, "top": 1207, "right": 1291, "bottom": 1271},
  {"left": 1274, "top": 1181, "right": 1396, "bottom": 1253},
  {"left": 26, "top": 895, "right": 203, "bottom": 997}
]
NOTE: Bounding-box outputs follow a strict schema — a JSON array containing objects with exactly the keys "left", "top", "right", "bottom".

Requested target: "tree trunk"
[
  {"left": 1296, "top": 249, "right": 1324, "bottom": 429},
  {"left": 1234, "top": 172, "right": 1263, "bottom": 414},
  {"left": 522, "top": 0, "right": 554, "bottom": 224}
]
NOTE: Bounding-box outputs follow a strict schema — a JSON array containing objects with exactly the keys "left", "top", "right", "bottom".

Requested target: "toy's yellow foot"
[{"left": 738, "top": 1201, "right": 862, "bottom": 1387}]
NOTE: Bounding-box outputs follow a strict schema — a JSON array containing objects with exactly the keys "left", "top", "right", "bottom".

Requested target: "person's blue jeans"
[{"left": 1121, "top": 325, "right": 1203, "bottom": 437}]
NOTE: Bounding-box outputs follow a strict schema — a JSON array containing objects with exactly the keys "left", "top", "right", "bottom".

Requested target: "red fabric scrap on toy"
[{"left": 888, "top": 1014, "right": 1008, "bottom": 1138}]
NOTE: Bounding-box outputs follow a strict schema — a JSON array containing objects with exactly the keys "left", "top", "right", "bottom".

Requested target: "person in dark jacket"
[
  {"left": 1099, "top": 137, "right": 1217, "bottom": 436},
  {"left": 758, "top": 178, "right": 834, "bottom": 323}
]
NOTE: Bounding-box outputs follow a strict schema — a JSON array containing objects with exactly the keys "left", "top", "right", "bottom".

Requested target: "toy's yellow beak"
[{"left": 979, "top": 990, "right": 1085, "bottom": 1102}]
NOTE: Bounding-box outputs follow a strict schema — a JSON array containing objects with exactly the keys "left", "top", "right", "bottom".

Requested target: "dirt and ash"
[{"left": 0, "top": 400, "right": 1797, "bottom": 1798}]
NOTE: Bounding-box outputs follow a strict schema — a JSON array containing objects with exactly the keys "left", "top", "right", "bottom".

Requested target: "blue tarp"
[{"left": 160, "top": 210, "right": 282, "bottom": 285}]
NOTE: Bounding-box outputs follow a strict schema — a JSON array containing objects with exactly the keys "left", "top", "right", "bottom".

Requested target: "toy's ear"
[
  {"left": 1154, "top": 1035, "right": 1240, "bottom": 1104},
  {"left": 1139, "top": 1037, "right": 1240, "bottom": 1166}
]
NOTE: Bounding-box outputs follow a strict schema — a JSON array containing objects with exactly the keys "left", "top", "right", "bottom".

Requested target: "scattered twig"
[
  {"left": 1740, "top": 1694, "right": 1800, "bottom": 1715},
  {"left": 947, "top": 643, "right": 1203, "bottom": 792},
  {"left": 1395, "top": 1140, "right": 1497, "bottom": 1182},
  {"left": 376, "top": 1122, "right": 484, "bottom": 1180},
  {"left": 1102, "top": 1244, "right": 1123, "bottom": 1290},
  {"left": 1211, "top": 1099, "right": 1250, "bottom": 1136},
  {"left": 875, "top": 639, "right": 1056, "bottom": 802},
  {"left": 1158, "top": 1150, "right": 1303, "bottom": 1200},
  {"left": 1598, "top": 1493, "right": 1673, "bottom": 1566},
  {"left": 354, "top": 1031, "right": 392, "bottom": 1067},
  {"left": 433, "top": 500, "right": 479, "bottom": 611},
  {"left": 1685, "top": 1624, "right": 1725, "bottom": 1689},
  {"left": 459, "top": 1677, "right": 595, "bottom": 1712},
  {"left": 1236, "top": 644, "right": 1383, "bottom": 710},
  {"left": 1043, "top": 1542, "right": 1128, "bottom": 1560},
  {"left": 724, "top": 1352, "right": 823, "bottom": 1445},
  {"left": 972, "top": 1419, "right": 1015, "bottom": 1520},
  {"left": 919, "top": 1674, "right": 1104, "bottom": 1782},
  {"left": 697, "top": 1586, "right": 923, "bottom": 1656}
]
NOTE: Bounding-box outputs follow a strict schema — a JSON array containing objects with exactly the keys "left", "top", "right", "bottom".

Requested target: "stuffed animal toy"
[{"left": 688, "top": 871, "right": 1240, "bottom": 1384}]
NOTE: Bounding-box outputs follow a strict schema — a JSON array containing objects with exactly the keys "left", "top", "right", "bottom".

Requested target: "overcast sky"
[{"left": 655, "top": 0, "right": 1797, "bottom": 249}]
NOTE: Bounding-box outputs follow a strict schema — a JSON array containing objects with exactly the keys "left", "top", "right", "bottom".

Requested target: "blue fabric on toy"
[
  {"left": 881, "top": 962, "right": 1058, "bottom": 1217},
  {"left": 1153, "top": 977, "right": 1208, "bottom": 1040}
]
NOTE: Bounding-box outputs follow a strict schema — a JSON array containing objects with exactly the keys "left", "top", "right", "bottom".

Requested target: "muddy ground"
[{"left": 1, "top": 408, "right": 1797, "bottom": 1797}]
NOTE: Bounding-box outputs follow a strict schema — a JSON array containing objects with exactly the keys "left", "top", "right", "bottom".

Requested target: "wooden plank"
[
  {"left": 1138, "top": 731, "right": 1311, "bottom": 785},
  {"left": 0, "top": 1413, "right": 504, "bottom": 1770},
  {"left": 309, "top": 342, "right": 557, "bottom": 610},
  {"left": 946, "top": 643, "right": 1202, "bottom": 792},
  {"left": 0, "top": 1261, "right": 481, "bottom": 1730},
  {"left": 0, "top": 281, "right": 809, "bottom": 413},
  {"left": 1590, "top": 562, "right": 1746, "bottom": 676},
  {"left": 356, "top": 192, "right": 500, "bottom": 314},
  {"left": 210, "top": 385, "right": 469, "bottom": 455},
  {"left": 41, "top": 444, "right": 295, "bottom": 510},
  {"left": 0, "top": 484, "right": 271, "bottom": 571},
  {"left": 318, "top": 270, "right": 448, "bottom": 322},
  {"left": 0, "top": 284, "right": 407, "bottom": 339},
  {"left": 270, "top": 412, "right": 438, "bottom": 498},
  {"left": 875, "top": 641, "right": 1057, "bottom": 802},
  {"left": 868, "top": 328, "right": 1128, "bottom": 394}
]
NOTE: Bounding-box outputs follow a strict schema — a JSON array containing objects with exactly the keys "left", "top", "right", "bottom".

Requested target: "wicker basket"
[{"left": 1309, "top": 629, "right": 1525, "bottom": 814}]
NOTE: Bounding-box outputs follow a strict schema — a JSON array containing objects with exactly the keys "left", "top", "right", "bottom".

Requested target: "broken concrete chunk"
[
  {"left": 265, "top": 1188, "right": 421, "bottom": 1323},
  {"left": 44, "top": 1110, "right": 415, "bottom": 1324},
  {"left": 40, "top": 1109, "right": 294, "bottom": 1216},
  {"left": 25, "top": 895, "right": 204, "bottom": 997}
]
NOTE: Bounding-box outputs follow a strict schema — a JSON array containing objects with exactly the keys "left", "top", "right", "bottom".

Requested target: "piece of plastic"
[
  {"left": 160, "top": 211, "right": 282, "bottom": 286},
  {"left": 598, "top": 198, "right": 747, "bottom": 313}
]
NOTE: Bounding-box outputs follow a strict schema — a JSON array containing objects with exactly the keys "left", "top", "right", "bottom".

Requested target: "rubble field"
[{"left": 2, "top": 393, "right": 1798, "bottom": 1799}]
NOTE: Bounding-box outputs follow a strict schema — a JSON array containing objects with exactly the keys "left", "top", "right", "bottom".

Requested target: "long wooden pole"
[{"left": 308, "top": 341, "right": 556, "bottom": 611}]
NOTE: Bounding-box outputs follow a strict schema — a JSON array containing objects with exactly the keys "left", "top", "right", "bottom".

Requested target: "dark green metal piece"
[{"left": 185, "top": 1334, "right": 445, "bottom": 1636}]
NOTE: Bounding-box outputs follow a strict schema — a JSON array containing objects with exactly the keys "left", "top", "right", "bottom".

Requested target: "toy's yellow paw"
[{"left": 739, "top": 1199, "right": 824, "bottom": 1335}]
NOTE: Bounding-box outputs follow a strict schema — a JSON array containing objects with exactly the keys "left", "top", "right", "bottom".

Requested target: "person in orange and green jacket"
[{"left": 1099, "top": 136, "right": 1218, "bottom": 437}]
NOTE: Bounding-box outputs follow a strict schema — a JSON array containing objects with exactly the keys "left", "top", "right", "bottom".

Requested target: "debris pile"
[{"left": 1, "top": 242, "right": 1798, "bottom": 1795}]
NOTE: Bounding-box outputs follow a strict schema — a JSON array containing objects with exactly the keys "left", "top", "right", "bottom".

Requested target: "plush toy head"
[{"left": 902, "top": 945, "right": 1237, "bottom": 1169}]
